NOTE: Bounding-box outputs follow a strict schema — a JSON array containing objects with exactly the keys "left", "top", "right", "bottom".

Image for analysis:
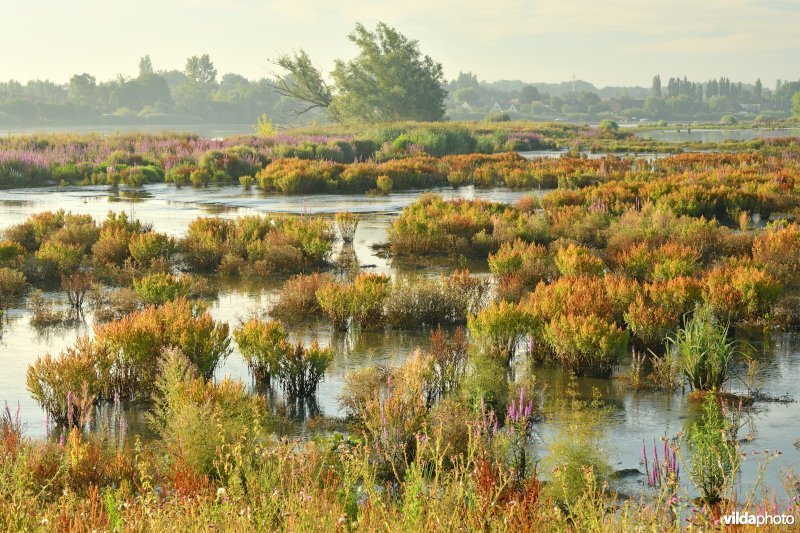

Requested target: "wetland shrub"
[
  {"left": 488, "top": 240, "right": 552, "bottom": 301},
  {"left": 26, "top": 337, "right": 112, "bottom": 426},
  {"left": 701, "top": 265, "right": 782, "bottom": 323},
  {"left": 542, "top": 386, "right": 613, "bottom": 508},
  {"left": 468, "top": 301, "right": 536, "bottom": 363},
  {"left": 234, "top": 318, "right": 332, "bottom": 396},
  {"left": 686, "top": 395, "right": 740, "bottom": 503},
  {"left": 350, "top": 273, "right": 391, "bottom": 329},
  {"left": 34, "top": 241, "right": 84, "bottom": 274},
  {"left": 752, "top": 223, "right": 800, "bottom": 284},
  {"left": 340, "top": 365, "right": 391, "bottom": 421},
  {"left": 335, "top": 212, "right": 360, "bottom": 243},
  {"left": 543, "top": 314, "right": 629, "bottom": 378},
  {"left": 315, "top": 281, "right": 352, "bottom": 331},
  {"left": 133, "top": 272, "right": 191, "bottom": 306},
  {"left": 460, "top": 352, "right": 510, "bottom": 416},
  {"left": 95, "top": 299, "right": 231, "bottom": 398},
  {"left": 0, "top": 267, "right": 27, "bottom": 308},
  {"left": 271, "top": 272, "right": 332, "bottom": 319},
  {"left": 182, "top": 215, "right": 334, "bottom": 274},
  {"left": 275, "top": 341, "right": 333, "bottom": 398},
  {"left": 88, "top": 286, "right": 142, "bottom": 322},
  {"left": 358, "top": 352, "right": 435, "bottom": 480},
  {"left": 128, "top": 232, "right": 175, "bottom": 266},
  {"left": 426, "top": 326, "right": 469, "bottom": 396},
  {"left": 554, "top": 243, "right": 604, "bottom": 277},
  {"left": 149, "top": 349, "right": 268, "bottom": 479},
  {"left": 389, "top": 195, "right": 546, "bottom": 257},
  {"left": 385, "top": 271, "right": 488, "bottom": 329},
  {"left": 233, "top": 319, "right": 290, "bottom": 386},
  {"left": 0, "top": 241, "right": 26, "bottom": 268}
]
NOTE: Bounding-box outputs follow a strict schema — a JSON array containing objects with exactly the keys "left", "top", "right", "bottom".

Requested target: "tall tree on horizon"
[{"left": 270, "top": 22, "right": 446, "bottom": 123}]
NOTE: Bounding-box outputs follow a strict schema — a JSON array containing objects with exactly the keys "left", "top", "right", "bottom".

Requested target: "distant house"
[
  {"left": 491, "top": 102, "right": 502, "bottom": 112},
  {"left": 459, "top": 101, "right": 473, "bottom": 112},
  {"left": 508, "top": 103, "right": 518, "bottom": 113}
]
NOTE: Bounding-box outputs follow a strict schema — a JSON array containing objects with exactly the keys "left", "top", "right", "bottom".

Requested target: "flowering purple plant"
[{"left": 643, "top": 438, "right": 680, "bottom": 489}]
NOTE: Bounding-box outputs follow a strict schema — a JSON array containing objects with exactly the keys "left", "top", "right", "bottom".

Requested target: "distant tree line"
[
  {"left": 2, "top": 24, "right": 799, "bottom": 127},
  {"left": 447, "top": 71, "right": 800, "bottom": 122},
  {"left": 0, "top": 54, "right": 291, "bottom": 126}
]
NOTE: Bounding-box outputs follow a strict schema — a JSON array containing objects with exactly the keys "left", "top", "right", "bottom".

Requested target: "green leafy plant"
[{"left": 669, "top": 305, "right": 735, "bottom": 391}]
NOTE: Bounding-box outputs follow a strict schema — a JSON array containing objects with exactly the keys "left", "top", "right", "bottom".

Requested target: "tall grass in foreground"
[{"left": 670, "top": 306, "right": 735, "bottom": 391}]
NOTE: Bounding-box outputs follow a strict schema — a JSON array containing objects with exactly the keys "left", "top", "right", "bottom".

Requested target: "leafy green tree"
[
  {"left": 455, "top": 71, "right": 479, "bottom": 90},
  {"left": 272, "top": 22, "right": 446, "bottom": 123},
  {"left": 651, "top": 74, "right": 661, "bottom": 98},
  {"left": 139, "top": 55, "right": 154, "bottom": 77},
  {"left": 329, "top": 23, "right": 446, "bottom": 122},
  {"left": 519, "top": 85, "right": 541, "bottom": 103},
  {"left": 792, "top": 91, "right": 800, "bottom": 117},
  {"left": 174, "top": 54, "right": 218, "bottom": 114},
  {"left": 454, "top": 87, "right": 480, "bottom": 106},
  {"left": 185, "top": 54, "right": 217, "bottom": 84},
  {"left": 68, "top": 73, "right": 96, "bottom": 105}
]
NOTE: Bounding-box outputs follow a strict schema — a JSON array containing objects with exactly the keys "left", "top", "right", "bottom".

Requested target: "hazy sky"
[{"left": 2, "top": 0, "right": 798, "bottom": 87}]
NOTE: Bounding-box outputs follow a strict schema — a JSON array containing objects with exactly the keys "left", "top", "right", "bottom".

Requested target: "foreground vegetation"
[{"left": 4, "top": 343, "right": 797, "bottom": 531}]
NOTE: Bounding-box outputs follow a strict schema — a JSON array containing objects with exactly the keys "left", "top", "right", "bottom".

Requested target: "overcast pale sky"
[{"left": 2, "top": 0, "right": 798, "bottom": 87}]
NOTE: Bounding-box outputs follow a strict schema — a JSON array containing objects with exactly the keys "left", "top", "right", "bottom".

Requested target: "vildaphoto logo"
[{"left": 721, "top": 511, "right": 795, "bottom": 526}]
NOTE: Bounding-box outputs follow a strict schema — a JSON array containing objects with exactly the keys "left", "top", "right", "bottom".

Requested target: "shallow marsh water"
[
  {"left": 0, "top": 181, "right": 798, "bottom": 497},
  {"left": 634, "top": 127, "right": 800, "bottom": 143}
]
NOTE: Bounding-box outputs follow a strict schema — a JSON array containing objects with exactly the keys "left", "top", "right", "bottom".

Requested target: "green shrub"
[
  {"left": 376, "top": 174, "right": 393, "bottom": 194},
  {"left": 554, "top": 244, "right": 604, "bottom": 277},
  {"left": 0, "top": 240, "right": 26, "bottom": 267},
  {"left": 686, "top": 395, "right": 740, "bottom": 503},
  {"left": 315, "top": 282, "right": 352, "bottom": 331},
  {"left": 26, "top": 337, "right": 112, "bottom": 426},
  {"left": 128, "top": 232, "right": 175, "bottom": 266},
  {"left": 276, "top": 341, "right": 333, "bottom": 398},
  {"left": 233, "top": 319, "right": 290, "bottom": 386},
  {"left": 599, "top": 119, "right": 619, "bottom": 133},
  {"left": 460, "top": 353, "right": 509, "bottom": 416},
  {"left": 335, "top": 212, "right": 360, "bottom": 243},
  {"left": 542, "top": 385, "right": 613, "bottom": 509},
  {"left": 133, "top": 273, "right": 191, "bottom": 306},
  {"left": 95, "top": 299, "right": 231, "bottom": 398},
  {"left": 149, "top": 349, "right": 268, "bottom": 479},
  {"left": 35, "top": 241, "right": 83, "bottom": 274},
  {"left": 468, "top": 301, "right": 535, "bottom": 363},
  {"left": 350, "top": 273, "right": 390, "bottom": 329},
  {"left": 0, "top": 267, "right": 27, "bottom": 308},
  {"left": 543, "top": 314, "right": 628, "bottom": 377}
]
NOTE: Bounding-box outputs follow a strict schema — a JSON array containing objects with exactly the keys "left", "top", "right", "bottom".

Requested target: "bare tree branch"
[{"left": 267, "top": 50, "right": 332, "bottom": 116}]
